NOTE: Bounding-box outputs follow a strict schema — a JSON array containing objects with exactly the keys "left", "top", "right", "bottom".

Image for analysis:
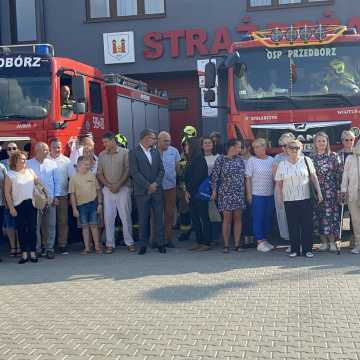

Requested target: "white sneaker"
[
  {"left": 285, "top": 246, "right": 291, "bottom": 253},
  {"left": 263, "top": 240, "right": 274, "bottom": 251},
  {"left": 257, "top": 241, "right": 271, "bottom": 252},
  {"left": 351, "top": 246, "right": 360, "bottom": 254},
  {"left": 289, "top": 252, "right": 297, "bottom": 258},
  {"left": 305, "top": 252, "right": 314, "bottom": 258},
  {"left": 329, "top": 243, "right": 337, "bottom": 252},
  {"left": 319, "top": 243, "right": 329, "bottom": 251}
]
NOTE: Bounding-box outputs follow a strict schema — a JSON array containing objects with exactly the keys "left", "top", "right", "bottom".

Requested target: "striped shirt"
[{"left": 275, "top": 157, "right": 316, "bottom": 202}]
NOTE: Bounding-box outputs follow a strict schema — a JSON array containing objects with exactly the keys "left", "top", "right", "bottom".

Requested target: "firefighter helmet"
[
  {"left": 330, "top": 59, "right": 346, "bottom": 74},
  {"left": 183, "top": 125, "right": 197, "bottom": 138},
  {"left": 115, "top": 133, "right": 128, "bottom": 148}
]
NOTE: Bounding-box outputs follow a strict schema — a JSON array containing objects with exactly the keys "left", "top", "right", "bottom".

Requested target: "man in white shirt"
[
  {"left": 49, "top": 139, "right": 71, "bottom": 254},
  {"left": 28, "top": 142, "right": 61, "bottom": 259}
]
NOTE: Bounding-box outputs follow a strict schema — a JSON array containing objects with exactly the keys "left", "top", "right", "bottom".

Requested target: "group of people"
[{"left": 0, "top": 126, "right": 359, "bottom": 264}]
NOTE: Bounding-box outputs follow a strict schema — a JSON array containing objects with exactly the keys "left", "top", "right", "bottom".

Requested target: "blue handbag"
[{"left": 196, "top": 176, "right": 212, "bottom": 201}]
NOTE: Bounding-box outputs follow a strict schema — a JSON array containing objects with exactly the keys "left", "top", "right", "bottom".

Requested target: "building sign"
[
  {"left": 197, "top": 59, "right": 218, "bottom": 118},
  {"left": 143, "top": 16, "right": 360, "bottom": 60},
  {"left": 103, "top": 32, "right": 135, "bottom": 64}
]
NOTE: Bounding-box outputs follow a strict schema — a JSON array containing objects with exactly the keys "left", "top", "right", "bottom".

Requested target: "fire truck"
[
  {"left": 204, "top": 25, "right": 360, "bottom": 153},
  {"left": 0, "top": 44, "right": 169, "bottom": 154}
]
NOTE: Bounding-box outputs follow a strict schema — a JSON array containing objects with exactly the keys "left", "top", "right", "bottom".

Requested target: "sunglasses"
[
  {"left": 7, "top": 147, "right": 17, "bottom": 151},
  {"left": 344, "top": 139, "right": 354, "bottom": 142},
  {"left": 287, "top": 146, "right": 300, "bottom": 150}
]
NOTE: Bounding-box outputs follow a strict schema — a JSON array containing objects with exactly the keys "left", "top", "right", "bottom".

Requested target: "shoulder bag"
[{"left": 304, "top": 156, "right": 318, "bottom": 204}]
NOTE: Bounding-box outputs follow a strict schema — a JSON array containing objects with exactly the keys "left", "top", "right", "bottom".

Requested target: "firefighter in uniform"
[
  {"left": 323, "top": 59, "right": 360, "bottom": 94},
  {"left": 60, "top": 85, "right": 75, "bottom": 117},
  {"left": 177, "top": 125, "right": 198, "bottom": 241}
]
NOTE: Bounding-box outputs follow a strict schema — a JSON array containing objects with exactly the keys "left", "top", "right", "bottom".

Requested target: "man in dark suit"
[{"left": 129, "top": 129, "right": 166, "bottom": 255}]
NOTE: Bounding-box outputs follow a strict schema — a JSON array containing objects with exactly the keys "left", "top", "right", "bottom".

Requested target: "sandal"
[
  {"left": 234, "top": 246, "right": 244, "bottom": 252},
  {"left": 10, "top": 248, "right": 17, "bottom": 257},
  {"left": 95, "top": 248, "right": 103, "bottom": 254},
  {"left": 80, "top": 250, "right": 91, "bottom": 255},
  {"left": 223, "top": 246, "right": 229, "bottom": 254}
]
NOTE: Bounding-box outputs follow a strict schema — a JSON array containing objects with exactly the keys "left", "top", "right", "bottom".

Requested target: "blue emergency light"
[{"left": 35, "top": 44, "right": 53, "bottom": 56}]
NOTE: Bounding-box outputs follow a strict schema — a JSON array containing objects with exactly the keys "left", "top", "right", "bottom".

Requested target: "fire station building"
[{"left": 1, "top": 0, "right": 360, "bottom": 145}]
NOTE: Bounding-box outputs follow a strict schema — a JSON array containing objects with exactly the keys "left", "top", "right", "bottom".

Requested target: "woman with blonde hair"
[
  {"left": 309, "top": 132, "right": 342, "bottom": 252},
  {"left": 273, "top": 133, "right": 295, "bottom": 247},
  {"left": 245, "top": 138, "right": 275, "bottom": 252},
  {"left": 341, "top": 140, "right": 360, "bottom": 254},
  {"left": 275, "top": 140, "right": 322, "bottom": 257}
]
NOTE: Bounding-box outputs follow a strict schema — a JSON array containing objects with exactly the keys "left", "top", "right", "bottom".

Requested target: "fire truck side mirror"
[
  {"left": 72, "top": 75, "right": 86, "bottom": 102},
  {"left": 73, "top": 102, "right": 86, "bottom": 115},
  {"left": 204, "top": 89, "right": 216, "bottom": 103},
  {"left": 205, "top": 61, "right": 216, "bottom": 89}
]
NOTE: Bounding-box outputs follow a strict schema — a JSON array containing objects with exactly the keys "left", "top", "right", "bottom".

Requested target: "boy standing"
[{"left": 69, "top": 156, "right": 103, "bottom": 254}]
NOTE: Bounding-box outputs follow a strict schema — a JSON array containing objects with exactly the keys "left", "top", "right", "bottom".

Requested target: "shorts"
[
  {"left": 77, "top": 200, "right": 98, "bottom": 226},
  {"left": 3, "top": 208, "right": 16, "bottom": 229}
]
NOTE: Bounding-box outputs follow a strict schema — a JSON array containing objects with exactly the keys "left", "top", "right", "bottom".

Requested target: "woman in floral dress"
[
  {"left": 211, "top": 139, "right": 246, "bottom": 253},
  {"left": 309, "top": 132, "right": 342, "bottom": 252}
]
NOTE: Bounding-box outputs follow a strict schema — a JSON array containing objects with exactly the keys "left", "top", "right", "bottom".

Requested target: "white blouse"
[
  {"left": 275, "top": 157, "right": 316, "bottom": 202},
  {"left": 7, "top": 168, "right": 35, "bottom": 206}
]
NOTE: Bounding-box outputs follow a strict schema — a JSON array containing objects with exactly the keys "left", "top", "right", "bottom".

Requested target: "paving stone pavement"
[{"left": 0, "top": 243, "right": 360, "bottom": 360}]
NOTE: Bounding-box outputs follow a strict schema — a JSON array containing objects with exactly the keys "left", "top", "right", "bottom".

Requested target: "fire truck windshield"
[
  {"left": 234, "top": 43, "right": 360, "bottom": 111},
  {"left": 0, "top": 56, "right": 51, "bottom": 120}
]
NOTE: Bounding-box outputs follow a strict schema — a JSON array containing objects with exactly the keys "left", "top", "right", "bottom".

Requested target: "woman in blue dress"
[{"left": 211, "top": 139, "right": 246, "bottom": 253}]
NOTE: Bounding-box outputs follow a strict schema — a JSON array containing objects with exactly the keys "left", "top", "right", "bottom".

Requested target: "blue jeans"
[
  {"left": 36, "top": 204, "right": 57, "bottom": 252},
  {"left": 252, "top": 195, "right": 274, "bottom": 241},
  {"left": 78, "top": 201, "right": 98, "bottom": 226}
]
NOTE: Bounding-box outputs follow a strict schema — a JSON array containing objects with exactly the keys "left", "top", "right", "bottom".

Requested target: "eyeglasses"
[
  {"left": 7, "top": 147, "right": 17, "bottom": 151},
  {"left": 287, "top": 146, "right": 300, "bottom": 150}
]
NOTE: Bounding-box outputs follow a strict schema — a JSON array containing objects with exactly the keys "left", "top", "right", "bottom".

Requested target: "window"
[
  {"left": 248, "top": 0, "right": 333, "bottom": 9},
  {"left": 9, "top": 0, "right": 37, "bottom": 43},
  {"left": 144, "top": 0, "right": 164, "bottom": 14},
  {"left": 86, "top": 0, "right": 165, "bottom": 20},
  {"left": 89, "top": 0, "right": 110, "bottom": 17},
  {"left": 168, "top": 97, "right": 189, "bottom": 111},
  {"left": 89, "top": 82, "right": 103, "bottom": 114},
  {"left": 117, "top": 0, "right": 137, "bottom": 16}
]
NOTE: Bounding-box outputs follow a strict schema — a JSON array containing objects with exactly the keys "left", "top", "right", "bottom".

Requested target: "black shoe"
[
  {"left": 18, "top": 257, "right": 28, "bottom": 264},
  {"left": 46, "top": 251, "right": 55, "bottom": 259},
  {"left": 138, "top": 246, "right": 147, "bottom": 255},
  {"left": 30, "top": 257, "right": 38, "bottom": 263},
  {"left": 158, "top": 246, "right": 167, "bottom": 254},
  {"left": 40, "top": 248, "right": 46, "bottom": 257},
  {"left": 165, "top": 242, "right": 175, "bottom": 248},
  {"left": 59, "top": 246, "right": 69, "bottom": 255}
]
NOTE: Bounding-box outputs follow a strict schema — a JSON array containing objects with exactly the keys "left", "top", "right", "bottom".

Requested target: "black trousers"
[
  {"left": 189, "top": 198, "right": 211, "bottom": 246},
  {"left": 284, "top": 199, "right": 313, "bottom": 255},
  {"left": 14, "top": 199, "right": 37, "bottom": 252},
  {"left": 136, "top": 192, "right": 164, "bottom": 248}
]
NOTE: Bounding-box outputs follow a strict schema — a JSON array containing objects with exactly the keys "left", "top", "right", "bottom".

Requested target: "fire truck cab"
[
  {"left": 204, "top": 25, "right": 360, "bottom": 153},
  {"left": 0, "top": 44, "right": 169, "bottom": 156}
]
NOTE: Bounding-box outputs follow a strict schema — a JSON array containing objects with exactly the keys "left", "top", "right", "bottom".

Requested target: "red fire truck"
[
  {"left": 0, "top": 44, "right": 169, "bottom": 154},
  {"left": 204, "top": 25, "right": 360, "bottom": 153}
]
